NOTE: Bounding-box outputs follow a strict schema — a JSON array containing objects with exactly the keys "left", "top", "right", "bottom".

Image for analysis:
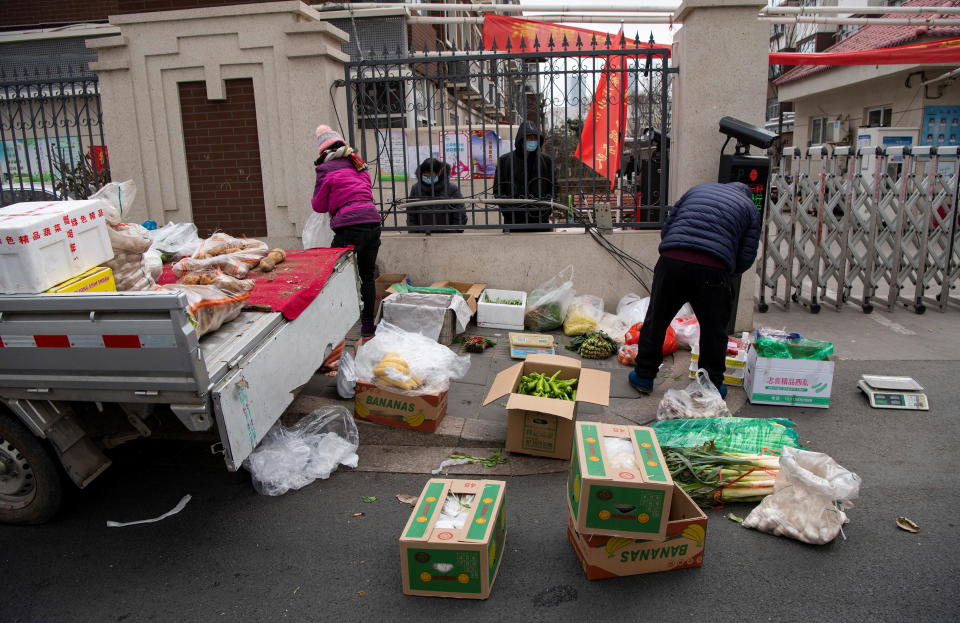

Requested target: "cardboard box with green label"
[
  {"left": 567, "top": 422, "right": 674, "bottom": 540},
  {"left": 430, "top": 281, "right": 487, "bottom": 315},
  {"left": 400, "top": 478, "right": 507, "bottom": 599},
  {"left": 354, "top": 380, "right": 448, "bottom": 432},
  {"left": 743, "top": 346, "right": 835, "bottom": 408},
  {"left": 567, "top": 484, "right": 708, "bottom": 580},
  {"left": 482, "top": 354, "right": 611, "bottom": 459}
]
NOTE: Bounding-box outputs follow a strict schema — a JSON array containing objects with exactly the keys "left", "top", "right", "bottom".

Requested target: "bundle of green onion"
[{"left": 663, "top": 442, "right": 780, "bottom": 508}]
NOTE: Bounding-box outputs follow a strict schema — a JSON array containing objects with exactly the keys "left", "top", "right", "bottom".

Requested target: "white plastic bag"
[
  {"left": 150, "top": 221, "right": 201, "bottom": 261},
  {"left": 656, "top": 369, "right": 731, "bottom": 420},
  {"left": 354, "top": 321, "right": 471, "bottom": 394},
  {"left": 160, "top": 276, "right": 253, "bottom": 337},
  {"left": 603, "top": 437, "right": 638, "bottom": 471},
  {"left": 90, "top": 180, "right": 137, "bottom": 224},
  {"left": 302, "top": 211, "right": 334, "bottom": 249},
  {"left": 242, "top": 406, "right": 359, "bottom": 496},
  {"left": 597, "top": 313, "right": 631, "bottom": 344},
  {"left": 616, "top": 293, "right": 650, "bottom": 327},
  {"left": 524, "top": 265, "right": 575, "bottom": 331},
  {"left": 102, "top": 222, "right": 157, "bottom": 291},
  {"left": 563, "top": 294, "right": 604, "bottom": 336},
  {"left": 671, "top": 315, "right": 700, "bottom": 350},
  {"left": 336, "top": 349, "right": 358, "bottom": 399},
  {"left": 436, "top": 494, "right": 475, "bottom": 530},
  {"left": 743, "top": 446, "right": 861, "bottom": 545}
]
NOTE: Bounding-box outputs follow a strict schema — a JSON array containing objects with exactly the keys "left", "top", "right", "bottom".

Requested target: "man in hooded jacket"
[
  {"left": 493, "top": 120, "right": 556, "bottom": 232},
  {"left": 407, "top": 158, "right": 466, "bottom": 233}
]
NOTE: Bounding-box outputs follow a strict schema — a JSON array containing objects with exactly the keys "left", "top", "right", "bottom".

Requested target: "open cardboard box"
[
  {"left": 482, "top": 354, "right": 611, "bottom": 459},
  {"left": 430, "top": 281, "right": 486, "bottom": 315},
  {"left": 744, "top": 345, "right": 835, "bottom": 408},
  {"left": 400, "top": 478, "right": 507, "bottom": 599},
  {"left": 567, "top": 484, "right": 707, "bottom": 580},
  {"left": 567, "top": 422, "right": 674, "bottom": 540},
  {"left": 354, "top": 380, "right": 448, "bottom": 432}
]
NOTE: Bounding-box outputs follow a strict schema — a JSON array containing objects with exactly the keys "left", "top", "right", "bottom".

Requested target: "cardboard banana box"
[
  {"left": 567, "top": 484, "right": 707, "bottom": 580},
  {"left": 354, "top": 380, "right": 448, "bottom": 432}
]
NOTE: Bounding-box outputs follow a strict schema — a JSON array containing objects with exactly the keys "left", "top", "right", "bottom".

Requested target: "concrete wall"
[
  {"left": 781, "top": 67, "right": 960, "bottom": 149},
  {"left": 87, "top": 1, "right": 350, "bottom": 248},
  {"left": 378, "top": 229, "right": 757, "bottom": 332}
]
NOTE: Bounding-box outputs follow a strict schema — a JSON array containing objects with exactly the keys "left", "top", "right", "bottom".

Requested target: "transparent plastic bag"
[
  {"left": 616, "top": 293, "right": 650, "bottom": 326},
  {"left": 160, "top": 277, "right": 253, "bottom": 337},
  {"left": 242, "top": 406, "right": 359, "bottom": 496},
  {"left": 336, "top": 349, "right": 358, "bottom": 399},
  {"left": 563, "top": 295, "right": 604, "bottom": 336},
  {"left": 150, "top": 221, "right": 201, "bottom": 261},
  {"left": 754, "top": 336, "right": 834, "bottom": 361},
  {"left": 617, "top": 343, "right": 638, "bottom": 366},
  {"left": 743, "top": 446, "right": 861, "bottom": 544},
  {"left": 90, "top": 180, "right": 137, "bottom": 224},
  {"left": 172, "top": 232, "right": 269, "bottom": 279},
  {"left": 354, "top": 321, "right": 471, "bottom": 394},
  {"left": 524, "top": 265, "right": 575, "bottom": 331},
  {"left": 656, "top": 369, "right": 731, "bottom": 420},
  {"left": 302, "top": 211, "right": 334, "bottom": 249},
  {"left": 597, "top": 313, "right": 630, "bottom": 344}
]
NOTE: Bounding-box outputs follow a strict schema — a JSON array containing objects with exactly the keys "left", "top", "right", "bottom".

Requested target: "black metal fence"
[
  {"left": 344, "top": 36, "right": 675, "bottom": 232},
  {"left": 0, "top": 67, "right": 109, "bottom": 207}
]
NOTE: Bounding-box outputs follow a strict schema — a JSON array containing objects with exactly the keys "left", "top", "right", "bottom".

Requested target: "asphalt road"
[{"left": 2, "top": 359, "right": 958, "bottom": 623}]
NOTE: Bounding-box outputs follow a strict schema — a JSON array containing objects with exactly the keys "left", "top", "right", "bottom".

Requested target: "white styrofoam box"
[
  {"left": 477, "top": 288, "right": 527, "bottom": 330},
  {"left": 0, "top": 200, "right": 113, "bottom": 293}
]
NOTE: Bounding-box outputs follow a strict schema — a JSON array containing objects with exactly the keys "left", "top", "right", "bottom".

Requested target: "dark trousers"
[
  {"left": 332, "top": 223, "right": 381, "bottom": 326},
  {"left": 634, "top": 256, "right": 735, "bottom": 388}
]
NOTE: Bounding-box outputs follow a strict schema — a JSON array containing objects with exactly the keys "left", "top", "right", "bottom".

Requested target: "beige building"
[{"left": 773, "top": 2, "right": 960, "bottom": 150}]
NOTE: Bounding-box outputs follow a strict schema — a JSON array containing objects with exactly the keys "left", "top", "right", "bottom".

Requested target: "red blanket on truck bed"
[{"left": 158, "top": 247, "right": 351, "bottom": 321}]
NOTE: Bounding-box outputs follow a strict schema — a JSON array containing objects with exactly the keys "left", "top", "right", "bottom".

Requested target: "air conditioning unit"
[{"left": 824, "top": 119, "right": 846, "bottom": 143}]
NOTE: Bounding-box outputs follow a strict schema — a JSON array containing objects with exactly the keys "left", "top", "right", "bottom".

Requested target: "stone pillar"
[
  {"left": 670, "top": 0, "right": 768, "bottom": 330},
  {"left": 88, "top": 1, "right": 350, "bottom": 247}
]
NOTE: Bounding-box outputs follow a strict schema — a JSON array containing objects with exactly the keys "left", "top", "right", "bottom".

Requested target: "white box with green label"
[{"left": 743, "top": 346, "right": 835, "bottom": 408}]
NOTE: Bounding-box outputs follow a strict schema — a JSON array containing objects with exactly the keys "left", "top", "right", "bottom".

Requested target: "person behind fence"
[
  {"left": 311, "top": 124, "right": 382, "bottom": 338},
  {"left": 406, "top": 158, "right": 466, "bottom": 233},
  {"left": 493, "top": 120, "right": 556, "bottom": 232},
  {"left": 628, "top": 182, "right": 760, "bottom": 399}
]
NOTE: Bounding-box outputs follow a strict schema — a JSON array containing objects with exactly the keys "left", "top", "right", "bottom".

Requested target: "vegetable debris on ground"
[
  {"left": 454, "top": 335, "right": 496, "bottom": 353},
  {"left": 447, "top": 448, "right": 507, "bottom": 468},
  {"left": 664, "top": 442, "right": 780, "bottom": 508},
  {"left": 517, "top": 371, "right": 577, "bottom": 401}
]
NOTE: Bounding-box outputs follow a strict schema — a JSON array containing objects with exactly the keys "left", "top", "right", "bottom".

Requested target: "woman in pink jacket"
[{"left": 312, "top": 125, "right": 382, "bottom": 337}]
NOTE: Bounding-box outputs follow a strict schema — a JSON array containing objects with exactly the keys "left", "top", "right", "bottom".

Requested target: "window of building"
[
  {"left": 767, "top": 97, "right": 780, "bottom": 122},
  {"left": 797, "top": 38, "right": 816, "bottom": 54},
  {"left": 866, "top": 107, "right": 892, "bottom": 128},
  {"left": 810, "top": 116, "right": 828, "bottom": 145}
]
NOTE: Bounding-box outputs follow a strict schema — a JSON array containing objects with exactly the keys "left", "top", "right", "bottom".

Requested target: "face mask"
[
  {"left": 422, "top": 175, "right": 439, "bottom": 185},
  {"left": 525, "top": 140, "right": 539, "bottom": 153}
]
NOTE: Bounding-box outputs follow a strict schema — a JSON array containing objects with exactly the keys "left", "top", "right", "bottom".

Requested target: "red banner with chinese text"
[
  {"left": 573, "top": 49, "right": 628, "bottom": 190},
  {"left": 769, "top": 37, "right": 960, "bottom": 66},
  {"left": 482, "top": 14, "right": 670, "bottom": 57}
]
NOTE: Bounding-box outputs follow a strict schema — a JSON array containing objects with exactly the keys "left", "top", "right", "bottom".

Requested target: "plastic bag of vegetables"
[
  {"left": 656, "top": 369, "right": 730, "bottom": 420},
  {"left": 563, "top": 295, "right": 604, "bottom": 336},
  {"left": 742, "top": 446, "right": 860, "bottom": 545},
  {"left": 524, "top": 265, "right": 575, "bottom": 331}
]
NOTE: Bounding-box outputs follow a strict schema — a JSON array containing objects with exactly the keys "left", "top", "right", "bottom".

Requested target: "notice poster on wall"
[
  {"left": 440, "top": 130, "right": 471, "bottom": 180},
  {"left": 470, "top": 130, "right": 500, "bottom": 179},
  {"left": 921, "top": 105, "right": 960, "bottom": 148},
  {"left": 376, "top": 130, "right": 407, "bottom": 181}
]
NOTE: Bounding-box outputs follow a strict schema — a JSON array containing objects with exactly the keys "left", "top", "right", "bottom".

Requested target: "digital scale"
[{"left": 857, "top": 375, "right": 929, "bottom": 411}]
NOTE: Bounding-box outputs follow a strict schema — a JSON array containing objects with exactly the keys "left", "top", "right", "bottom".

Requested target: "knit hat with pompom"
[{"left": 315, "top": 125, "right": 345, "bottom": 154}]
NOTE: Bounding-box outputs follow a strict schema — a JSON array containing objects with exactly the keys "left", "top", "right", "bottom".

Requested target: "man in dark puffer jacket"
[{"left": 630, "top": 182, "right": 760, "bottom": 398}]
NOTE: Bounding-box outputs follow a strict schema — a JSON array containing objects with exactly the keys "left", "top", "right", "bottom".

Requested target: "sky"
[{"left": 520, "top": 0, "right": 682, "bottom": 45}]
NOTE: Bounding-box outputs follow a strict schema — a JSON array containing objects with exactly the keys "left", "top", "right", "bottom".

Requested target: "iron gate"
[
  {"left": 759, "top": 145, "right": 960, "bottom": 314},
  {"left": 0, "top": 67, "right": 109, "bottom": 206},
  {"left": 342, "top": 37, "right": 674, "bottom": 232}
]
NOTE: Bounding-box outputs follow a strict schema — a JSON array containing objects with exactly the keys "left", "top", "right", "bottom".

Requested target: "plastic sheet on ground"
[
  {"left": 243, "top": 406, "right": 359, "bottom": 496},
  {"left": 652, "top": 416, "right": 802, "bottom": 455}
]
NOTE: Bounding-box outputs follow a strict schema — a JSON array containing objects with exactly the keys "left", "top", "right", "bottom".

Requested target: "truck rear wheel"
[{"left": 0, "top": 412, "right": 62, "bottom": 524}]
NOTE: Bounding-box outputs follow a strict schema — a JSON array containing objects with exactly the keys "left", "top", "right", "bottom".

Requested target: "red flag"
[
  {"left": 770, "top": 36, "right": 960, "bottom": 66},
  {"left": 482, "top": 14, "right": 670, "bottom": 57},
  {"left": 573, "top": 42, "right": 628, "bottom": 190}
]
